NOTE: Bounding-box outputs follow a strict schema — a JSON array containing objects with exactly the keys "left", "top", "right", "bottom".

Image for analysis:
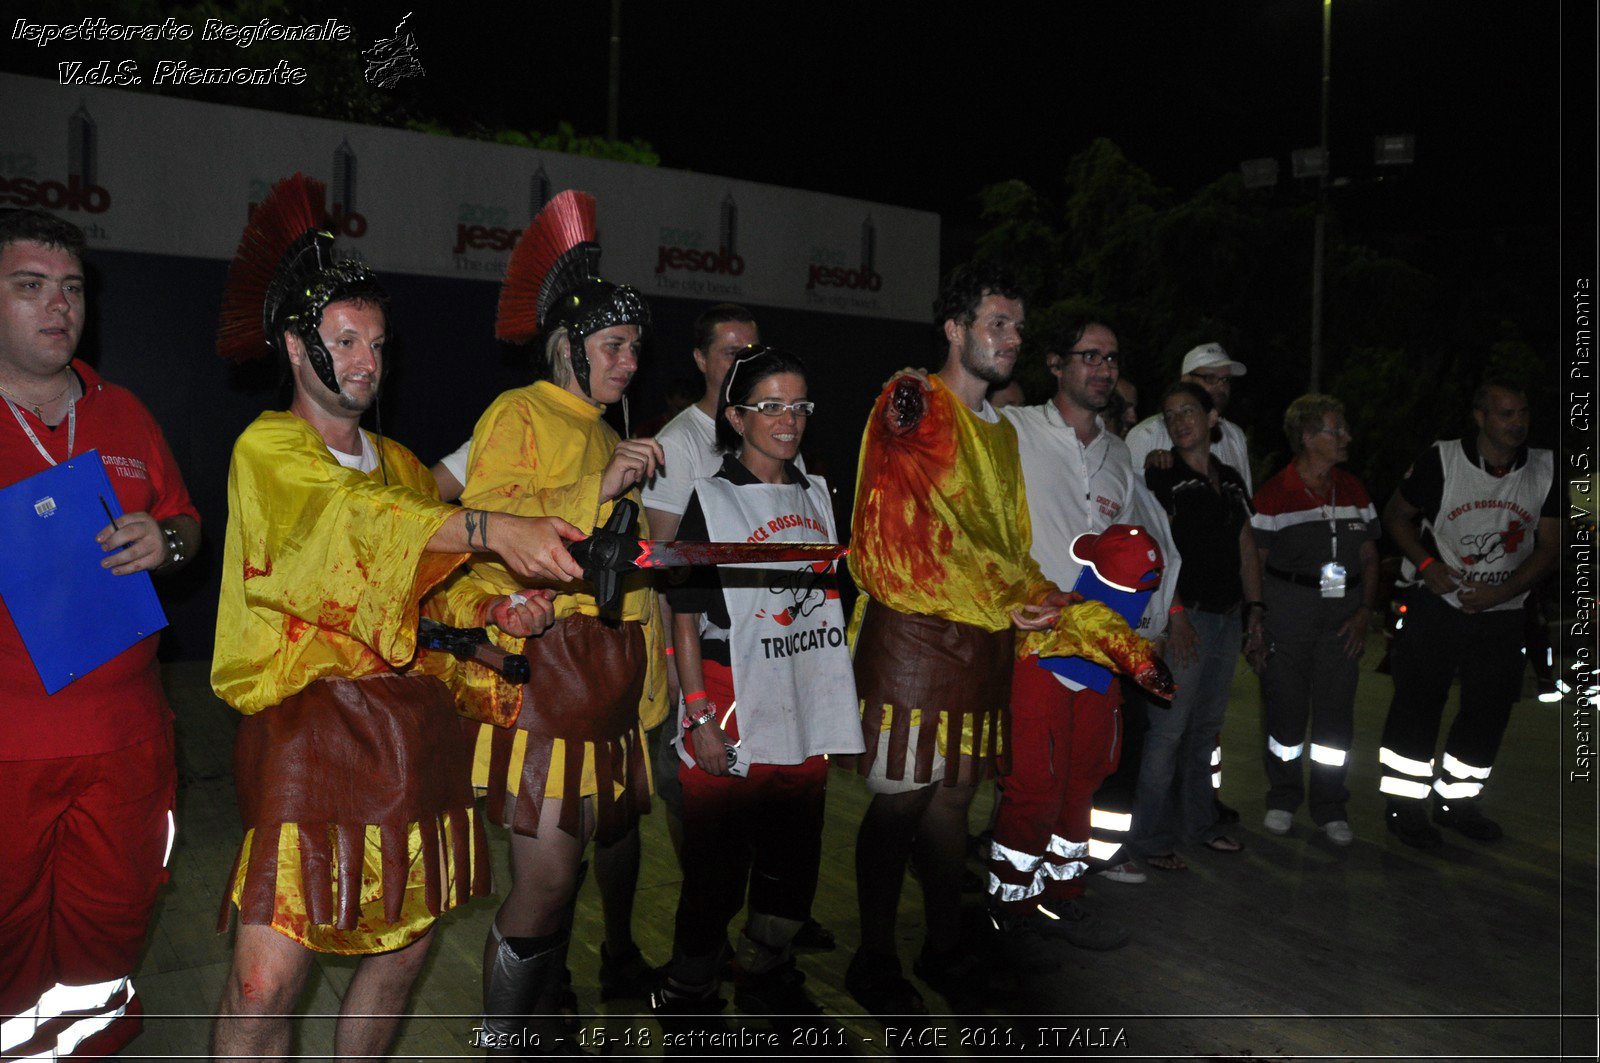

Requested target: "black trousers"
[{"left": 1379, "top": 589, "right": 1524, "bottom": 802}]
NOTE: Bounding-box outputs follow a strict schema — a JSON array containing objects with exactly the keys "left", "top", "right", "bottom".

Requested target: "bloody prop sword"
[
  {"left": 568, "top": 499, "right": 848, "bottom": 612},
  {"left": 417, "top": 617, "right": 531, "bottom": 684}
]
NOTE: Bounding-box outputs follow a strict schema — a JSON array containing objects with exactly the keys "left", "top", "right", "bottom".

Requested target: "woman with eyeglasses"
[
  {"left": 1127, "top": 381, "right": 1262, "bottom": 871},
  {"left": 654, "top": 346, "right": 863, "bottom": 1018},
  {"left": 1250, "top": 394, "right": 1379, "bottom": 846}
]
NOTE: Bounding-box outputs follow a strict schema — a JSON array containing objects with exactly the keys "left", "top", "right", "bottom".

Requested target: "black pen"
[{"left": 100, "top": 495, "right": 118, "bottom": 530}]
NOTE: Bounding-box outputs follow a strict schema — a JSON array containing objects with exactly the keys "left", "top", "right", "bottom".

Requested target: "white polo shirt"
[{"left": 1003, "top": 401, "right": 1178, "bottom": 645}]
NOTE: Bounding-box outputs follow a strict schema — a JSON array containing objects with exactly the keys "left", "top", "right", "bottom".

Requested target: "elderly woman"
[
  {"left": 1252, "top": 394, "right": 1380, "bottom": 846},
  {"left": 1127, "top": 382, "right": 1262, "bottom": 870}
]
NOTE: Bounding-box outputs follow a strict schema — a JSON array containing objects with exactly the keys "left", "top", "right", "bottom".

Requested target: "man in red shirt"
[{"left": 0, "top": 208, "right": 200, "bottom": 1059}]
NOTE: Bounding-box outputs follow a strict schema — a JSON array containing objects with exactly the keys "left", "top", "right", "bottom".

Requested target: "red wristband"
[
  {"left": 1417, "top": 557, "right": 1436, "bottom": 573},
  {"left": 1168, "top": 603, "right": 1186, "bottom": 616},
  {"left": 684, "top": 690, "right": 708, "bottom": 705}
]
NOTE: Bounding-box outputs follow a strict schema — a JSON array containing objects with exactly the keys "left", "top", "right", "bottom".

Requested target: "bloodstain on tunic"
[
  {"left": 849, "top": 375, "right": 1048, "bottom": 630},
  {"left": 853, "top": 379, "right": 959, "bottom": 600}
]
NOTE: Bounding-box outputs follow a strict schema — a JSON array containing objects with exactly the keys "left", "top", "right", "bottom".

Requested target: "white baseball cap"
[{"left": 1182, "top": 342, "right": 1247, "bottom": 377}]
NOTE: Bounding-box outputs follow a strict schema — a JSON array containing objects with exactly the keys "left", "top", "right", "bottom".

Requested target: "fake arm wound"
[
  {"left": 885, "top": 377, "right": 928, "bottom": 434},
  {"left": 1034, "top": 599, "right": 1176, "bottom": 700}
]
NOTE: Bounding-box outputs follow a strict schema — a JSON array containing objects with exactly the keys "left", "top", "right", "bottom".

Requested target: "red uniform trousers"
[
  {"left": 988, "top": 655, "right": 1122, "bottom": 914},
  {"left": 1, "top": 728, "right": 175, "bottom": 1059},
  {"left": 672, "top": 660, "right": 829, "bottom": 963}
]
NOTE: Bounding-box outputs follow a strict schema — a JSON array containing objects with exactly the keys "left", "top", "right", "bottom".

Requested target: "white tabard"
[
  {"left": 678, "top": 473, "right": 864, "bottom": 773},
  {"left": 1400, "top": 439, "right": 1554, "bottom": 612}
]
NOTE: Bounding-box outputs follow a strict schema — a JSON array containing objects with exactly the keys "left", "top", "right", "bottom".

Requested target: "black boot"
[
  {"left": 1385, "top": 799, "right": 1443, "bottom": 849},
  {"left": 1433, "top": 795, "right": 1503, "bottom": 841}
]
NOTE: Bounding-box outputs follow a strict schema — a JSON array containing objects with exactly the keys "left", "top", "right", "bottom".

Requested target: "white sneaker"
[
  {"left": 1321, "top": 820, "right": 1354, "bottom": 846},
  {"left": 1263, "top": 809, "right": 1293, "bottom": 835},
  {"left": 1097, "top": 859, "right": 1148, "bottom": 884}
]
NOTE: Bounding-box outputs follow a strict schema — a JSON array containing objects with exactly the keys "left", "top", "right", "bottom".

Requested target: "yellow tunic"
[
  {"left": 212, "top": 413, "right": 464, "bottom": 713},
  {"left": 847, "top": 375, "right": 1149, "bottom": 755},
  {"left": 213, "top": 413, "right": 475, "bottom": 953},
  {"left": 848, "top": 375, "right": 1051, "bottom": 758},
  {"left": 454, "top": 381, "right": 667, "bottom": 799},
  {"left": 849, "top": 374, "right": 1053, "bottom": 628}
]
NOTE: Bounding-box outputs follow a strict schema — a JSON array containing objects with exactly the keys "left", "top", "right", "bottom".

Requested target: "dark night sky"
[
  {"left": 2, "top": 0, "right": 1574, "bottom": 243},
  {"left": 399, "top": 0, "right": 1566, "bottom": 241}
]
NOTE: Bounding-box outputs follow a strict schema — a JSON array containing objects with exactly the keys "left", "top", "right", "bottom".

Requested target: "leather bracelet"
[{"left": 1417, "top": 556, "right": 1436, "bottom": 573}]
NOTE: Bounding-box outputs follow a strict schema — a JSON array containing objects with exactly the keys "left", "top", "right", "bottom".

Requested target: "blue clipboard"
[{"left": 0, "top": 450, "right": 168, "bottom": 694}]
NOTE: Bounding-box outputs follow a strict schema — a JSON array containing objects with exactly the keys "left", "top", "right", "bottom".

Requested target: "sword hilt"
[
  {"left": 567, "top": 498, "right": 643, "bottom": 613},
  {"left": 417, "top": 617, "right": 532, "bottom": 684}
]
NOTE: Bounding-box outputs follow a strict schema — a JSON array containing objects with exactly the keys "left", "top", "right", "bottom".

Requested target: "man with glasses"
[
  {"left": 845, "top": 267, "right": 1172, "bottom": 1013},
  {"left": 1127, "top": 342, "right": 1253, "bottom": 493},
  {"left": 992, "top": 317, "right": 1178, "bottom": 952}
]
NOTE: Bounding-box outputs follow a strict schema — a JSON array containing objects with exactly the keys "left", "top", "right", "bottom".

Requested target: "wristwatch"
[{"left": 161, "top": 523, "right": 185, "bottom": 567}]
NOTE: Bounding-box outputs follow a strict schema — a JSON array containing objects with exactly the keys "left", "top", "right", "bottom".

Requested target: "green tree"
[{"left": 969, "top": 138, "right": 1553, "bottom": 507}]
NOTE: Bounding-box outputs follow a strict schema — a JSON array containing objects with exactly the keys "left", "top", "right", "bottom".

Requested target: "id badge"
[{"left": 1320, "top": 561, "right": 1347, "bottom": 599}]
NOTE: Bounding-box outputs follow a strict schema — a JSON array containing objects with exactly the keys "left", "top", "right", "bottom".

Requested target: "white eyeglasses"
[{"left": 732, "top": 401, "right": 815, "bottom": 417}]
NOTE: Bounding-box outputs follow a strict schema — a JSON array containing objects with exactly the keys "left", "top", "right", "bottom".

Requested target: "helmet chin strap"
[
  {"left": 567, "top": 332, "right": 593, "bottom": 397},
  {"left": 298, "top": 325, "right": 343, "bottom": 396}
]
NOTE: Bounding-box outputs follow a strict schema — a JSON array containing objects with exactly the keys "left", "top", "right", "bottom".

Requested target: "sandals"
[
  {"left": 1146, "top": 852, "right": 1188, "bottom": 871},
  {"left": 1203, "top": 835, "right": 1244, "bottom": 853}
]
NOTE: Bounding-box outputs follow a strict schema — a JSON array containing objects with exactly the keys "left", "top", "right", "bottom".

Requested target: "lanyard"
[
  {"left": 1322, "top": 481, "right": 1338, "bottom": 560},
  {"left": 1301, "top": 473, "right": 1338, "bottom": 561},
  {"left": 5, "top": 393, "right": 75, "bottom": 467}
]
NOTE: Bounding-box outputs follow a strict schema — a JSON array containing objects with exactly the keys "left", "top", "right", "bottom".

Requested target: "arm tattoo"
[{"left": 465, "top": 509, "right": 490, "bottom": 551}]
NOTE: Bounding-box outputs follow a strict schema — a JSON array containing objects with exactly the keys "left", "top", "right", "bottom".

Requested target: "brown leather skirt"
[
  {"left": 853, "top": 599, "right": 1014, "bottom": 785},
  {"left": 222, "top": 673, "right": 487, "bottom": 934},
  {"left": 481, "top": 613, "right": 651, "bottom": 844}
]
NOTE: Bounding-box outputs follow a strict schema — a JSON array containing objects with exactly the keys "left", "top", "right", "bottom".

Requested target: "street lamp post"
[
  {"left": 1242, "top": 2, "right": 1410, "bottom": 391},
  {"left": 607, "top": 0, "right": 622, "bottom": 142},
  {"left": 1309, "top": 0, "right": 1332, "bottom": 392}
]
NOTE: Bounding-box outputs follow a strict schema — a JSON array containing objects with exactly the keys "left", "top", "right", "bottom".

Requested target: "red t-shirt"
[{"left": 0, "top": 360, "right": 199, "bottom": 760}]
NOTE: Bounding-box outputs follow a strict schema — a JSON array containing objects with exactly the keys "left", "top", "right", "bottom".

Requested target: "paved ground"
[{"left": 123, "top": 637, "right": 1596, "bottom": 1060}]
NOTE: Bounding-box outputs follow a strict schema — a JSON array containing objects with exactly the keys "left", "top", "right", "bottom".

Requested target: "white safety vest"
[
  {"left": 1401, "top": 440, "right": 1553, "bottom": 612},
  {"left": 678, "top": 474, "right": 864, "bottom": 772}
]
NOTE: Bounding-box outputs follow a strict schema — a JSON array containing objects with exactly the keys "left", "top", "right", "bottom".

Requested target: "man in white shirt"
[
  {"left": 641, "top": 303, "right": 762, "bottom": 539},
  {"left": 992, "top": 316, "right": 1177, "bottom": 952}
]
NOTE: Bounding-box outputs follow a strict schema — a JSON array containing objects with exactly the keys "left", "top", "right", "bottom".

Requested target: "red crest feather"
[
  {"left": 496, "top": 190, "right": 599, "bottom": 343},
  {"left": 217, "top": 173, "right": 330, "bottom": 362}
]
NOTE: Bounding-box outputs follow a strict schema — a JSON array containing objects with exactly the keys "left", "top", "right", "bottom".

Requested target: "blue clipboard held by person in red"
[{"left": 0, "top": 449, "right": 168, "bottom": 694}]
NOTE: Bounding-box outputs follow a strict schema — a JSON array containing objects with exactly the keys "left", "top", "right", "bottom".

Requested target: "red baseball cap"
[{"left": 1069, "top": 524, "right": 1164, "bottom": 592}]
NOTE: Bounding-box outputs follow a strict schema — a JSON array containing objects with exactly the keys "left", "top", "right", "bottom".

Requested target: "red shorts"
[{"left": 0, "top": 727, "right": 176, "bottom": 1058}]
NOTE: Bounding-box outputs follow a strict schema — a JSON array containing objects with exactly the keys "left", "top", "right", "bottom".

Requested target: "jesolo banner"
[{"left": 0, "top": 72, "right": 940, "bottom": 323}]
